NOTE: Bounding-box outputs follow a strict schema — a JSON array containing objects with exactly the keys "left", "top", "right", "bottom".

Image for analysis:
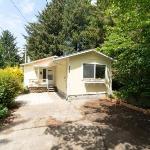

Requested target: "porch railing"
[{"left": 29, "top": 79, "right": 48, "bottom": 88}]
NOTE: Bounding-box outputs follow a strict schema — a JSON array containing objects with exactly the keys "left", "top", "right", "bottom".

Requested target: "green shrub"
[
  {"left": 22, "top": 87, "right": 30, "bottom": 94},
  {"left": 0, "top": 67, "right": 23, "bottom": 108},
  {"left": 0, "top": 105, "right": 8, "bottom": 119}
]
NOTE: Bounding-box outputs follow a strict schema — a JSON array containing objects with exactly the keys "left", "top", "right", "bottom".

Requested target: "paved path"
[{"left": 0, "top": 92, "right": 87, "bottom": 150}]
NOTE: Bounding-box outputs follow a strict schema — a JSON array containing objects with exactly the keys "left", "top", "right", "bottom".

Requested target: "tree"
[
  {"left": 98, "top": 0, "right": 150, "bottom": 101},
  {"left": 25, "top": 0, "right": 111, "bottom": 60},
  {"left": 0, "top": 43, "right": 5, "bottom": 68},
  {"left": 25, "top": 0, "right": 66, "bottom": 60},
  {"left": 0, "top": 30, "right": 20, "bottom": 68},
  {"left": 62, "top": 0, "right": 103, "bottom": 52}
]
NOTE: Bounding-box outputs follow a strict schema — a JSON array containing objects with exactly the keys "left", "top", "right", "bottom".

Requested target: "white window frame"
[{"left": 82, "top": 63, "right": 106, "bottom": 80}]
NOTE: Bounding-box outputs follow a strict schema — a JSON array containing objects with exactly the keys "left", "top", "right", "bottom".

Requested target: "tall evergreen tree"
[
  {"left": 0, "top": 30, "right": 20, "bottom": 68},
  {"left": 25, "top": 0, "right": 66, "bottom": 60},
  {"left": 0, "top": 43, "right": 5, "bottom": 68},
  {"left": 25, "top": 0, "right": 110, "bottom": 60}
]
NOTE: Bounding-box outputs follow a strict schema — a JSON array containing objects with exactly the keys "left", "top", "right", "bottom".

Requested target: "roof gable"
[{"left": 54, "top": 49, "right": 113, "bottom": 62}]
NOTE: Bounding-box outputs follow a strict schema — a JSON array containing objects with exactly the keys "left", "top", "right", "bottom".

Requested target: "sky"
[
  {"left": 0, "top": 0, "right": 96, "bottom": 52},
  {"left": 0, "top": 0, "right": 51, "bottom": 51}
]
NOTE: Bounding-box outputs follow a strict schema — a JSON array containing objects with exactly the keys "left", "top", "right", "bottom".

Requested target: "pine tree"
[
  {"left": 0, "top": 30, "right": 20, "bottom": 67},
  {"left": 63, "top": 0, "right": 106, "bottom": 52},
  {"left": 25, "top": 0, "right": 110, "bottom": 60},
  {"left": 25, "top": 0, "right": 66, "bottom": 60}
]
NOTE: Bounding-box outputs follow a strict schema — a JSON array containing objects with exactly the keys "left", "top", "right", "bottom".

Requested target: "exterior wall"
[
  {"left": 23, "top": 65, "right": 37, "bottom": 87},
  {"left": 67, "top": 52, "right": 112, "bottom": 96},
  {"left": 55, "top": 60, "right": 67, "bottom": 96}
]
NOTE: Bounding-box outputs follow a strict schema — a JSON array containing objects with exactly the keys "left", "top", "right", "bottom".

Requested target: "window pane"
[
  {"left": 43, "top": 69, "right": 46, "bottom": 79},
  {"left": 96, "top": 65, "right": 105, "bottom": 79},
  {"left": 83, "top": 64, "right": 94, "bottom": 78}
]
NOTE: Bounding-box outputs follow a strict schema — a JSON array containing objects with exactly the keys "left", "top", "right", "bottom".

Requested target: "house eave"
[
  {"left": 53, "top": 49, "right": 114, "bottom": 62},
  {"left": 20, "top": 56, "right": 58, "bottom": 66}
]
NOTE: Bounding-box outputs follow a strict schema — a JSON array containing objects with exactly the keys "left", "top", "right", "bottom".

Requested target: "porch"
[{"left": 28, "top": 65, "right": 56, "bottom": 92}]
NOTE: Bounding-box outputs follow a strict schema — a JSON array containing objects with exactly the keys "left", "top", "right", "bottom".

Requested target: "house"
[{"left": 21, "top": 49, "right": 113, "bottom": 99}]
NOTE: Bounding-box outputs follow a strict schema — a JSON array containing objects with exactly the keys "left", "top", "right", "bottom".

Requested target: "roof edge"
[
  {"left": 20, "top": 56, "right": 58, "bottom": 66},
  {"left": 54, "top": 49, "right": 113, "bottom": 62}
]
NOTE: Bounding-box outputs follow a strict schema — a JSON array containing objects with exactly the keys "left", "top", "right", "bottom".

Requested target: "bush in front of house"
[
  {"left": 0, "top": 105, "right": 8, "bottom": 119},
  {"left": 0, "top": 67, "right": 23, "bottom": 108}
]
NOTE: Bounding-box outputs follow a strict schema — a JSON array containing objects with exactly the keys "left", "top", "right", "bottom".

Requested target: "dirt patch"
[
  {"left": 45, "top": 99, "right": 150, "bottom": 150},
  {"left": 0, "top": 101, "right": 24, "bottom": 131},
  {"left": 0, "top": 111, "right": 18, "bottom": 131},
  {"left": 47, "top": 117, "right": 63, "bottom": 127},
  {"left": 82, "top": 99, "right": 150, "bottom": 150}
]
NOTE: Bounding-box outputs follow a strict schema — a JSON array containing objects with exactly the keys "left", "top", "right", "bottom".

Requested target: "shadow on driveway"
[{"left": 45, "top": 99, "right": 150, "bottom": 150}]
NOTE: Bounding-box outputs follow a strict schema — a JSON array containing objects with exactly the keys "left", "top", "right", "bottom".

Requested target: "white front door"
[{"left": 47, "top": 69, "right": 54, "bottom": 85}]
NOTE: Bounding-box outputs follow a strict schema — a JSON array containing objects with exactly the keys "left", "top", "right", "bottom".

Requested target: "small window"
[
  {"left": 96, "top": 65, "right": 105, "bottom": 79},
  {"left": 43, "top": 69, "right": 46, "bottom": 79},
  {"left": 83, "top": 64, "right": 94, "bottom": 78}
]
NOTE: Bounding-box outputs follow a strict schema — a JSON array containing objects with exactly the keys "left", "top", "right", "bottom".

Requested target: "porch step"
[{"left": 47, "top": 86, "right": 57, "bottom": 92}]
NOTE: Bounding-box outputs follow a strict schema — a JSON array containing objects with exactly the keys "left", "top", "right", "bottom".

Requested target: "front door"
[{"left": 47, "top": 70, "right": 54, "bottom": 85}]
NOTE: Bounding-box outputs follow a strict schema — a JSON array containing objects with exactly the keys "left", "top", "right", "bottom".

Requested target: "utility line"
[{"left": 10, "top": 0, "right": 28, "bottom": 22}]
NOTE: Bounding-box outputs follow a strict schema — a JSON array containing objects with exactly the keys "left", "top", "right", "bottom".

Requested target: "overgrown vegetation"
[
  {"left": 98, "top": 0, "right": 150, "bottom": 106},
  {"left": 0, "top": 67, "right": 23, "bottom": 119}
]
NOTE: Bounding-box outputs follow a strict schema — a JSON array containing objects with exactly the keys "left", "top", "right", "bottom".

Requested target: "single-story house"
[{"left": 21, "top": 49, "right": 113, "bottom": 99}]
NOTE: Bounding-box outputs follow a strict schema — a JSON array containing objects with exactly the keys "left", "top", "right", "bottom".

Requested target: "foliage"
[
  {"left": 25, "top": 0, "right": 112, "bottom": 60},
  {"left": 0, "top": 30, "right": 21, "bottom": 68},
  {"left": 0, "top": 67, "right": 23, "bottom": 108},
  {"left": 4, "top": 67, "right": 23, "bottom": 83},
  {"left": 22, "top": 87, "right": 30, "bottom": 94},
  {"left": 62, "top": 0, "right": 105, "bottom": 52},
  {"left": 0, "top": 43, "right": 5, "bottom": 68},
  {"left": 98, "top": 0, "right": 150, "bottom": 101},
  {"left": 0, "top": 105, "right": 8, "bottom": 119},
  {"left": 25, "top": 0, "right": 66, "bottom": 60}
]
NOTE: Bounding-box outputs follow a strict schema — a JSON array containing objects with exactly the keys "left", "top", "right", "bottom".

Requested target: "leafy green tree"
[
  {"left": 98, "top": 0, "right": 150, "bottom": 101},
  {"left": 0, "top": 30, "right": 20, "bottom": 68}
]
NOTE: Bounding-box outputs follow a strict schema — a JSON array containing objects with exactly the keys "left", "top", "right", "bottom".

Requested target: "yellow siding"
[
  {"left": 67, "top": 52, "right": 112, "bottom": 95},
  {"left": 55, "top": 60, "right": 67, "bottom": 95}
]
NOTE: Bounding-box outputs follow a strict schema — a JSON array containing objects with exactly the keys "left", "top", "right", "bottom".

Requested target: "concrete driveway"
[
  {"left": 0, "top": 92, "right": 86, "bottom": 150},
  {"left": 0, "top": 93, "right": 149, "bottom": 150}
]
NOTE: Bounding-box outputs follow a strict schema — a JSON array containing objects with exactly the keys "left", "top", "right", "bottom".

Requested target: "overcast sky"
[{"left": 0, "top": 0, "right": 96, "bottom": 52}]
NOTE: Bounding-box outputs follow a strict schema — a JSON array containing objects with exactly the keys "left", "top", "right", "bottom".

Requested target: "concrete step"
[{"left": 47, "top": 86, "right": 57, "bottom": 92}]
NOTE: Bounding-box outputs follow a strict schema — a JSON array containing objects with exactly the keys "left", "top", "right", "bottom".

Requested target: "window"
[
  {"left": 43, "top": 69, "right": 47, "bottom": 79},
  {"left": 83, "top": 64, "right": 105, "bottom": 79},
  {"left": 96, "top": 65, "right": 105, "bottom": 79},
  {"left": 83, "top": 64, "right": 94, "bottom": 78}
]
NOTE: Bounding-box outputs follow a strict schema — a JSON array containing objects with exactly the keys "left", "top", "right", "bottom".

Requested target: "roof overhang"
[
  {"left": 53, "top": 49, "right": 113, "bottom": 62},
  {"left": 20, "top": 49, "right": 114, "bottom": 67},
  {"left": 20, "top": 56, "right": 58, "bottom": 66}
]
